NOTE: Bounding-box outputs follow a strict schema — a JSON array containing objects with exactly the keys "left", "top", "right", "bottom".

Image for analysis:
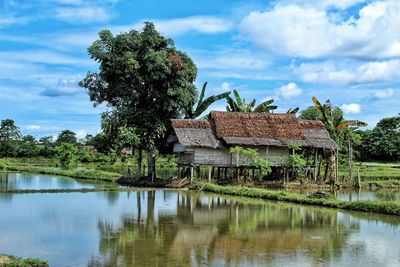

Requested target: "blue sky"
[{"left": 0, "top": 0, "right": 399, "bottom": 138}]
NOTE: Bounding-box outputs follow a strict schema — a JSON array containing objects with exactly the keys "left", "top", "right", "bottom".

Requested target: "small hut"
[{"left": 169, "top": 111, "right": 338, "bottom": 181}]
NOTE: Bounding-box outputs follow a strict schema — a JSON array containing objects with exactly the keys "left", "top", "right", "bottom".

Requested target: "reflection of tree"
[
  {"left": 90, "top": 190, "right": 360, "bottom": 266},
  {"left": 0, "top": 173, "right": 15, "bottom": 202}
]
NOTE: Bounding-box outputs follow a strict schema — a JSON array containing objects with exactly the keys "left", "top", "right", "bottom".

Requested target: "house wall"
[{"left": 176, "top": 145, "right": 289, "bottom": 167}]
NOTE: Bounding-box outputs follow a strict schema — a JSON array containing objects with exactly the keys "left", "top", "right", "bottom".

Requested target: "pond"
[
  {"left": 0, "top": 172, "right": 118, "bottom": 191},
  {"left": 0, "top": 173, "right": 399, "bottom": 266},
  {"left": 335, "top": 189, "right": 400, "bottom": 202}
]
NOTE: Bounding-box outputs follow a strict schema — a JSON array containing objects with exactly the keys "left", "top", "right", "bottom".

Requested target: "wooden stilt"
[
  {"left": 314, "top": 149, "right": 318, "bottom": 181},
  {"left": 208, "top": 166, "right": 212, "bottom": 182}
]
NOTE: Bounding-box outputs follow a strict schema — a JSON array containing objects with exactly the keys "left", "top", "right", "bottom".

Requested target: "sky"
[{"left": 0, "top": 0, "right": 399, "bottom": 139}]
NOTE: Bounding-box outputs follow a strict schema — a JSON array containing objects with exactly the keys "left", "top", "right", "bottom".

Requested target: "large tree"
[
  {"left": 80, "top": 22, "right": 197, "bottom": 179},
  {"left": 357, "top": 116, "right": 400, "bottom": 161},
  {"left": 56, "top": 130, "right": 77, "bottom": 144},
  {"left": 0, "top": 119, "right": 21, "bottom": 157}
]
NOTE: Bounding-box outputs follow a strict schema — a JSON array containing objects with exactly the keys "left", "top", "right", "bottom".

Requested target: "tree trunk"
[
  {"left": 136, "top": 148, "right": 142, "bottom": 178},
  {"left": 147, "top": 148, "right": 156, "bottom": 181}
]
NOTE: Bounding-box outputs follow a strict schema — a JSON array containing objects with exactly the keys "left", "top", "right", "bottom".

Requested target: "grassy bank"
[
  {"left": 199, "top": 182, "right": 400, "bottom": 216},
  {"left": 2, "top": 165, "right": 121, "bottom": 182},
  {"left": 0, "top": 254, "right": 48, "bottom": 267}
]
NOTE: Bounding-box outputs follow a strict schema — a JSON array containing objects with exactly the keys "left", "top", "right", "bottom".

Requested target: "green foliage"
[
  {"left": 229, "top": 146, "right": 271, "bottom": 175},
  {"left": 226, "top": 90, "right": 277, "bottom": 113},
  {"left": 54, "top": 143, "right": 78, "bottom": 167},
  {"left": 0, "top": 119, "right": 21, "bottom": 157},
  {"left": 1, "top": 255, "right": 48, "bottom": 267},
  {"left": 17, "top": 135, "right": 40, "bottom": 158},
  {"left": 288, "top": 154, "right": 307, "bottom": 177},
  {"left": 80, "top": 22, "right": 198, "bottom": 153},
  {"left": 200, "top": 183, "right": 400, "bottom": 216},
  {"left": 356, "top": 116, "right": 400, "bottom": 161},
  {"left": 187, "top": 82, "right": 230, "bottom": 118},
  {"left": 301, "top": 98, "right": 367, "bottom": 149},
  {"left": 56, "top": 130, "right": 77, "bottom": 144}
]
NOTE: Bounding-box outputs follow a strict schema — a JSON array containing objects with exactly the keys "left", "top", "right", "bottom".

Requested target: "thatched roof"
[
  {"left": 171, "top": 112, "right": 338, "bottom": 149},
  {"left": 299, "top": 120, "right": 339, "bottom": 149},
  {"left": 209, "top": 111, "right": 309, "bottom": 147},
  {"left": 171, "top": 119, "right": 220, "bottom": 148}
]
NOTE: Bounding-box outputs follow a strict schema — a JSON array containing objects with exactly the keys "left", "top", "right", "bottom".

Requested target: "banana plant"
[
  {"left": 186, "top": 82, "right": 231, "bottom": 119},
  {"left": 226, "top": 89, "right": 278, "bottom": 113},
  {"left": 286, "top": 107, "right": 299, "bottom": 114},
  {"left": 312, "top": 97, "right": 367, "bottom": 142}
]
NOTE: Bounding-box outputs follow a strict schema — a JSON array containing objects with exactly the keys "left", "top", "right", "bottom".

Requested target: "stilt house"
[{"left": 169, "top": 111, "right": 338, "bottom": 180}]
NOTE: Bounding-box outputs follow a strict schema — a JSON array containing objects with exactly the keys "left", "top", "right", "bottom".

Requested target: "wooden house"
[{"left": 169, "top": 111, "right": 338, "bottom": 180}]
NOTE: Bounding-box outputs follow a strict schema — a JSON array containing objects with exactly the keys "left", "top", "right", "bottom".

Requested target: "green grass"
[
  {"left": 198, "top": 182, "right": 400, "bottom": 216},
  {"left": 338, "top": 162, "right": 400, "bottom": 180},
  {"left": 3, "top": 165, "right": 121, "bottom": 182},
  {"left": 0, "top": 255, "right": 48, "bottom": 267}
]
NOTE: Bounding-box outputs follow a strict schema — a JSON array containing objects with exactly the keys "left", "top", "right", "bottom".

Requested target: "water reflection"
[
  {"left": 90, "top": 191, "right": 363, "bottom": 267},
  {"left": 0, "top": 172, "right": 117, "bottom": 192},
  {"left": 0, "top": 189, "right": 399, "bottom": 266}
]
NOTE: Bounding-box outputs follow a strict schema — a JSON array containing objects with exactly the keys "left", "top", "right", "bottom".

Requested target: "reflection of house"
[{"left": 169, "top": 111, "right": 338, "bottom": 179}]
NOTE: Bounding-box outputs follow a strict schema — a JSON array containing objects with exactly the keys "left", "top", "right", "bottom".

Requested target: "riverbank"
[
  {"left": 198, "top": 182, "right": 400, "bottom": 216},
  {"left": 0, "top": 254, "right": 48, "bottom": 267}
]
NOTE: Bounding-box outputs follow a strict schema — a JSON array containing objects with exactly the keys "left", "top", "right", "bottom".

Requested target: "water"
[
  {"left": 0, "top": 174, "right": 399, "bottom": 266},
  {"left": 335, "top": 190, "right": 400, "bottom": 202},
  {"left": 0, "top": 172, "right": 118, "bottom": 191}
]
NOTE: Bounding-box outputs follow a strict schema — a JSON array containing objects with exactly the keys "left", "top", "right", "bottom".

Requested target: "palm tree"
[
  {"left": 312, "top": 97, "right": 367, "bottom": 182},
  {"left": 186, "top": 82, "right": 231, "bottom": 119},
  {"left": 226, "top": 89, "right": 278, "bottom": 113}
]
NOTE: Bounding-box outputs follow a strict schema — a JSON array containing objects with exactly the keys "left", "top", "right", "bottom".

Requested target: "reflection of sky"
[
  {"left": 0, "top": 190, "right": 399, "bottom": 266},
  {"left": 0, "top": 172, "right": 115, "bottom": 190}
]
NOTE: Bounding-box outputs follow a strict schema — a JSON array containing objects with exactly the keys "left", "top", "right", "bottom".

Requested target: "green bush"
[{"left": 1, "top": 255, "right": 48, "bottom": 267}]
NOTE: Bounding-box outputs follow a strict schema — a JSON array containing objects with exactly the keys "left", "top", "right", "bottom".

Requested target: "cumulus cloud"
[
  {"left": 26, "top": 125, "right": 40, "bottom": 130},
  {"left": 239, "top": 1, "right": 400, "bottom": 58},
  {"left": 293, "top": 59, "right": 400, "bottom": 84},
  {"left": 372, "top": 88, "right": 395, "bottom": 100},
  {"left": 341, "top": 103, "right": 361, "bottom": 114},
  {"left": 275, "top": 82, "right": 302, "bottom": 99}
]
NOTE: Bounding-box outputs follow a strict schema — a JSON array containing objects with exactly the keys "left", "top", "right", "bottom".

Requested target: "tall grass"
[{"left": 199, "top": 183, "right": 400, "bottom": 216}]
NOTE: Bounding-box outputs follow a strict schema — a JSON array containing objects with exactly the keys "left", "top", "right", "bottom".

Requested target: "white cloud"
[
  {"left": 0, "top": 50, "right": 92, "bottom": 66},
  {"left": 55, "top": 7, "right": 111, "bottom": 23},
  {"left": 372, "top": 88, "right": 395, "bottom": 100},
  {"left": 281, "top": 0, "right": 366, "bottom": 10},
  {"left": 341, "top": 103, "right": 361, "bottom": 114},
  {"left": 75, "top": 129, "right": 88, "bottom": 139},
  {"left": 40, "top": 78, "right": 82, "bottom": 97},
  {"left": 124, "top": 16, "right": 233, "bottom": 37},
  {"left": 220, "top": 82, "right": 231, "bottom": 91},
  {"left": 294, "top": 59, "right": 400, "bottom": 84},
  {"left": 26, "top": 125, "right": 40, "bottom": 130},
  {"left": 275, "top": 82, "right": 302, "bottom": 99},
  {"left": 239, "top": 1, "right": 400, "bottom": 58}
]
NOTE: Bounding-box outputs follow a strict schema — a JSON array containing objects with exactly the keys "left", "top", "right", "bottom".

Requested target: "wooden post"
[
  {"left": 314, "top": 148, "right": 318, "bottom": 181},
  {"left": 190, "top": 167, "right": 194, "bottom": 183},
  {"left": 336, "top": 149, "right": 339, "bottom": 183},
  {"left": 349, "top": 141, "right": 353, "bottom": 181},
  {"left": 208, "top": 166, "right": 212, "bottom": 182},
  {"left": 217, "top": 167, "right": 221, "bottom": 180}
]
